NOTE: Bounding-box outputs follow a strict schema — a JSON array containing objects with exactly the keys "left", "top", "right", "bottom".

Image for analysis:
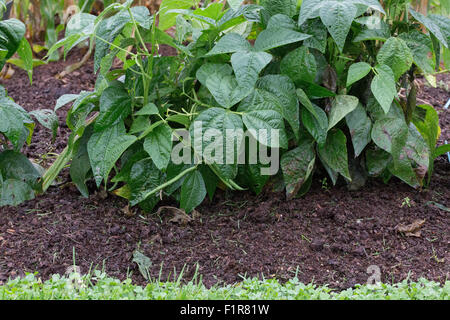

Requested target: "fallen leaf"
[
  {"left": 395, "top": 219, "right": 426, "bottom": 237},
  {"left": 156, "top": 206, "right": 192, "bottom": 226}
]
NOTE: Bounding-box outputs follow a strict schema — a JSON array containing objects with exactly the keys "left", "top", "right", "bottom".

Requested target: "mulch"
[{"left": 0, "top": 49, "right": 449, "bottom": 290}]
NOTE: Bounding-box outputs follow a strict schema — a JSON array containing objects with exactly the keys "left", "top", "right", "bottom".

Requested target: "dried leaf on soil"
[
  {"left": 395, "top": 219, "right": 426, "bottom": 237},
  {"left": 156, "top": 206, "right": 193, "bottom": 226}
]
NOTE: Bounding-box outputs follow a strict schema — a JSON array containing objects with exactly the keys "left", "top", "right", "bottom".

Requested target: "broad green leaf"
[
  {"left": 238, "top": 88, "right": 284, "bottom": 116},
  {"left": 434, "top": 144, "right": 450, "bottom": 159},
  {"left": 261, "top": 0, "right": 298, "bottom": 18},
  {"left": 0, "top": 151, "right": 41, "bottom": 206},
  {"left": 296, "top": 88, "right": 318, "bottom": 119},
  {"left": 217, "top": 5, "right": 261, "bottom": 31},
  {"left": 387, "top": 153, "right": 419, "bottom": 189},
  {"left": 297, "top": 81, "right": 336, "bottom": 99},
  {"left": 366, "top": 148, "right": 391, "bottom": 177},
  {"left": 0, "top": 95, "right": 33, "bottom": 150},
  {"left": 135, "top": 103, "right": 159, "bottom": 116},
  {"left": 129, "top": 158, "right": 163, "bottom": 211},
  {"left": 380, "top": 125, "right": 424, "bottom": 188},
  {"left": 0, "top": 178, "right": 35, "bottom": 207},
  {"left": 280, "top": 46, "right": 317, "bottom": 84},
  {"left": 404, "top": 125, "right": 429, "bottom": 174},
  {"left": 29, "top": 109, "right": 58, "bottom": 141},
  {"left": 143, "top": 123, "right": 173, "bottom": 171},
  {"left": 412, "top": 104, "right": 439, "bottom": 156},
  {"left": 377, "top": 37, "right": 413, "bottom": 80},
  {"left": 88, "top": 123, "right": 137, "bottom": 187},
  {"left": 428, "top": 14, "right": 450, "bottom": 48},
  {"left": 167, "top": 9, "right": 217, "bottom": 27},
  {"left": 256, "top": 75, "right": 300, "bottom": 139},
  {"left": 158, "top": 0, "right": 198, "bottom": 31},
  {"left": 254, "top": 28, "right": 311, "bottom": 51},
  {"left": 231, "top": 51, "right": 272, "bottom": 91},
  {"left": 55, "top": 94, "right": 79, "bottom": 111},
  {"left": 205, "top": 71, "right": 250, "bottom": 108},
  {"left": 196, "top": 63, "right": 233, "bottom": 86},
  {"left": 319, "top": 2, "right": 357, "bottom": 52},
  {"left": 70, "top": 125, "right": 94, "bottom": 198},
  {"left": 318, "top": 152, "right": 339, "bottom": 186},
  {"left": 0, "top": 19, "right": 26, "bottom": 66},
  {"left": 371, "top": 118, "right": 408, "bottom": 154},
  {"left": 409, "top": 9, "right": 448, "bottom": 48},
  {"left": 0, "top": 150, "right": 41, "bottom": 189},
  {"left": 66, "top": 13, "right": 96, "bottom": 38},
  {"left": 47, "top": 34, "right": 82, "bottom": 61},
  {"left": 371, "top": 64, "right": 396, "bottom": 114},
  {"left": 72, "top": 89, "right": 99, "bottom": 114},
  {"left": 298, "top": 0, "right": 385, "bottom": 26},
  {"left": 95, "top": 86, "right": 132, "bottom": 131},
  {"left": 346, "top": 62, "right": 372, "bottom": 87},
  {"left": 281, "top": 138, "right": 316, "bottom": 199},
  {"left": 300, "top": 18, "right": 328, "bottom": 53},
  {"left": 318, "top": 128, "right": 351, "bottom": 181},
  {"left": 180, "top": 170, "right": 206, "bottom": 213},
  {"left": 298, "top": 0, "right": 326, "bottom": 25},
  {"left": 353, "top": 19, "right": 390, "bottom": 42},
  {"left": 227, "top": 0, "right": 244, "bottom": 11},
  {"left": 199, "top": 165, "right": 218, "bottom": 200},
  {"left": 327, "top": 95, "right": 359, "bottom": 130},
  {"left": 366, "top": 95, "right": 404, "bottom": 122},
  {"left": 111, "top": 148, "right": 149, "bottom": 183},
  {"left": 153, "top": 28, "right": 191, "bottom": 56},
  {"left": 193, "top": 2, "right": 224, "bottom": 21},
  {"left": 242, "top": 109, "right": 288, "bottom": 149},
  {"left": 345, "top": 104, "right": 372, "bottom": 157},
  {"left": 238, "top": 88, "right": 297, "bottom": 147},
  {"left": 267, "top": 14, "right": 297, "bottom": 30},
  {"left": 301, "top": 103, "right": 328, "bottom": 147},
  {"left": 399, "top": 31, "right": 434, "bottom": 74},
  {"left": 190, "top": 108, "right": 243, "bottom": 180},
  {"left": 67, "top": 101, "right": 96, "bottom": 134},
  {"left": 60, "top": 13, "right": 96, "bottom": 57},
  {"left": 205, "top": 33, "right": 252, "bottom": 56},
  {"left": 240, "top": 163, "right": 270, "bottom": 195},
  {"left": 16, "top": 38, "right": 33, "bottom": 83},
  {"left": 167, "top": 114, "right": 191, "bottom": 127}
]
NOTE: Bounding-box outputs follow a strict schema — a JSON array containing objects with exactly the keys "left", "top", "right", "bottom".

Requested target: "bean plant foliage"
[
  {"left": 0, "top": 1, "right": 56, "bottom": 206},
  {"left": 3, "top": 0, "right": 449, "bottom": 213}
]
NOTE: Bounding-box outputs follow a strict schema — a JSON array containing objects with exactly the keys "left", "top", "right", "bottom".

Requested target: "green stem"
[{"left": 140, "top": 166, "right": 198, "bottom": 202}]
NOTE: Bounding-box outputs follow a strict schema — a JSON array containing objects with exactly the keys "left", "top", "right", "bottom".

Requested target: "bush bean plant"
[
  {"left": 1, "top": 0, "right": 449, "bottom": 213},
  {"left": 0, "top": 2, "right": 57, "bottom": 206}
]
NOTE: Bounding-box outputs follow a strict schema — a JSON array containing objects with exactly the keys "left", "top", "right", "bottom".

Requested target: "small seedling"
[{"left": 401, "top": 197, "right": 412, "bottom": 208}]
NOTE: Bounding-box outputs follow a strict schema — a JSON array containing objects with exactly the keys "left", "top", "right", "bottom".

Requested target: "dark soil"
[{"left": 0, "top": 49, "right": 449, "bottom": 290}]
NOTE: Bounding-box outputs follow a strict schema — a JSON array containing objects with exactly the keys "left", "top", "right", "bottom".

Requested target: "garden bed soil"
[{"left": 0, "top": 49, "right": 449, "bottom": 290}]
